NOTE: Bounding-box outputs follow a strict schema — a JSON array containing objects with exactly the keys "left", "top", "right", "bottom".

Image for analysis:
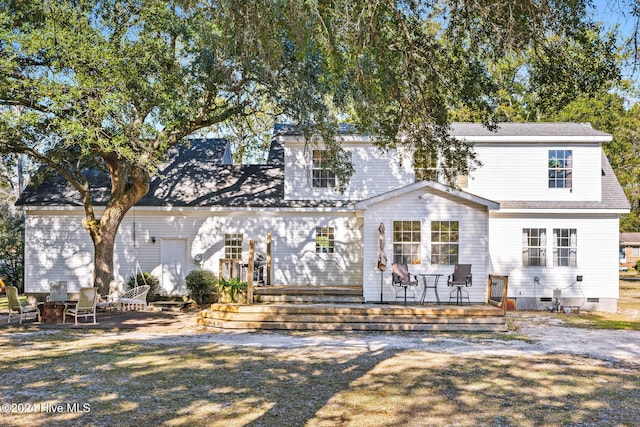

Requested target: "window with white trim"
[
  {"left": 522, "top": 228, "right": 546, "bottom": 266},
  {"left": 431, "top": 221, "right": 459, "bottom": 265},
  {"left": 549, "top": 150, "right": 573, "bottom": 189},
  {"left": 315, "top": 226, "right": 335, "bottom": 253},
  {"left": 414, "top": 150, "right": 439, "bottom": 182},
  {"left": 393, "top": 221, "right": 421, "bottom": 264},
  {"left": 312, "top": 150, "right": 337, "bottom": 188},
  {"left": 553, "top": 228, "right": 577, "bottom": 267},
  {"left": 224, "top": 233, "right": 243, "bottom": 259}
]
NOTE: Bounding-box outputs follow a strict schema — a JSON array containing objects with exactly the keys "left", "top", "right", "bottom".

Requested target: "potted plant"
[{"left": 218, "top": 277, "right": 249, "bottom": 303}]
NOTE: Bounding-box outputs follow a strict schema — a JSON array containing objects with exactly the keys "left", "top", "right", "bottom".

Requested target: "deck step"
[
  {"left": 253, "top": 285, "right": 364, "bottom": 304},
  {"left": 197, "top": 303, "right": 507, "bottom": 332},
  {"left": 254, "top": 295, "right": 364, "bottom": 304}
]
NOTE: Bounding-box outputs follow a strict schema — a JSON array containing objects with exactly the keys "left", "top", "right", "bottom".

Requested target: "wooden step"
[
  {"left": 253, "top": 285, "right": 364, "bottom": 304},
  {"left": 254, "top": 286, "right": 363, "bottom": 296},
  {"left": 197, "top": 303, "right": 507, "bottom": 332},
  {"left": 197, "top": 317, "right": 507, "bottom": 332},
  {"left": 254, "top": 295, "right": 364, "bottom": 304}
]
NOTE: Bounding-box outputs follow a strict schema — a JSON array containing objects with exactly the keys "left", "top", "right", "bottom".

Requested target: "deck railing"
[{"left": 487, "top": 275, "right": 509, "bottom": 312}]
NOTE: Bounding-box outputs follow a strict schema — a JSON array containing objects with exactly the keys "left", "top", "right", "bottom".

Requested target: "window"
[
  {"left": 312, "top": 150, "right": 337, "bottom": 188},
  {"left": 553, "top": 228, "right": 577, "bottom": 267},
  {"left": 431, "top": 221, "right": 459, "bottom": 265},
  {"left": 393, "top": 221, "right": 421, "bottom": 264},
  {"left": 224, "top": 233, "right": 243, "bottom": 259},
  {"left": 414, "top": 150, "right": 439, "bottom": 182},
  {"left": 549, "top": 150, "right": 572, "bottom": 189},
  {"left": 632, "top": 247, "right": 640, "bottom": 257},
  {"left": 522, "top": 228, "right": 546, "bottom": 266},
  {"left": 315, "top": 226, "right": 335, "bottom": 253}
]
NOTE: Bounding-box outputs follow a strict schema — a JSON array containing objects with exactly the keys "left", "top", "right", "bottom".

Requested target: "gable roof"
[{"left": 355, "top": 180, "right": 500, "bottom": 210}]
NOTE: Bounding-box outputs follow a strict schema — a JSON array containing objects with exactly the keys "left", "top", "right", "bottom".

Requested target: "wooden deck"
[{"left": 198, "top": 285, "right": 507, "bottom": 332}]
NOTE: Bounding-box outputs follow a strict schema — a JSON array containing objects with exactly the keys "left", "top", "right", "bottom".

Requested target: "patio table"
[{"left": 418, "top": 274, "right": 442, "bottom": 305}]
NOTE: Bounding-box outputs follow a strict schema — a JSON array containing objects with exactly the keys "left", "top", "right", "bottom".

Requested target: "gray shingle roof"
[
  {"left": 451, "top": 122, "right": 611, "bottom": 138},
  {"left": 15, "top": 138, "right": 353, "bottom": 209},
  {"left": 620, "top": 233, "right": 640, "bottom": 244},
  {"left": 16, "top": 125, "right": 628, "bottom": 211}
]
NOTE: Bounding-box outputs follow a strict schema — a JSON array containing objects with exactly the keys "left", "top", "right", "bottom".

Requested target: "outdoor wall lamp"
[{"left": 150, "top": 236, "right": 156, "bottom": 244}]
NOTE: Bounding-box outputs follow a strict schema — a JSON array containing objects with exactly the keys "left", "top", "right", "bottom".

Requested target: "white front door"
[{"left": 161, "top": 239, "right": 187, "bottom": 295}]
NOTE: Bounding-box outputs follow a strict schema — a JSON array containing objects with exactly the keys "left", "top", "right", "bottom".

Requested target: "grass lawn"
[
  {"left": 559, "top": 279, "right": 640, "bottom": 331},
  {"left": 0, "top": 331, "right": 638, "bottom": 427},
  {"left": 0, "top": 281, "right": 639, "bottom": 426}
]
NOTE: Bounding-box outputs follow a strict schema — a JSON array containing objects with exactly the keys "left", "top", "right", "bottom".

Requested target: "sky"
[{"left": 591, "top": 0, "right": 638, "bottom": 79}]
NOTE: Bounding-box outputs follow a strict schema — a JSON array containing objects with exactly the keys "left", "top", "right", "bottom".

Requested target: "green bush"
[
  {"left": 186, "top": 270, "right": 218, "bottom": 304},
  {"left": 126, "top": 272, "right": 160, "bottom": 302},
  {"left": 635, "top": 260, "right": 640, "bottom": 271}
]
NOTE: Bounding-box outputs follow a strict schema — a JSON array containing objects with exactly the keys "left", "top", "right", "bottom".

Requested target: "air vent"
[
  {"left": 587, "top": 298, "right": 599, "bottom": 303},
  {"left": 540, "top": 297, "right": 552, "bottom": 302}
]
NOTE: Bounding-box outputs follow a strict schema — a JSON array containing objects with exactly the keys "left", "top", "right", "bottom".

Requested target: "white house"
[{"left": 17, "top": 122, "right": 629, "bottom": 311}]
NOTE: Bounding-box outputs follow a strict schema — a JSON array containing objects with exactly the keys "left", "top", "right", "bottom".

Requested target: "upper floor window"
[
  {"left": 312, "top": 150, "right": 337, "bottom": 188},
  {"left": 393, "top": 221, "right": 421, "bottom": 264},
  {"left": 414, "top": 150, "right": 468, "bottom": 188},
  {"left": 522, "top": 228, "right": 546, "bottom": 266},
  {"left": 431, "top": 221, "right": 459, "bottom": 265},
  {"left": 549, "top": 150, "right": 572, "bottom": 189},
  {"left": 315, "top": 226, "right": 335, "bottom": 253},
  {"left": 414, "top": 150, "right": 439, "bottom": 182},
  {"left": 553, "top": 228, "right": 577, "bottom": 267},
  {"left": 224, "top": 233, "right": 243, "bottom": 259}
]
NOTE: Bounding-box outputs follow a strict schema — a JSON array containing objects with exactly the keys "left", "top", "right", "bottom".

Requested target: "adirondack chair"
[
  {"left": 6, "top": 286, "right": 40, "bottom": 324},
  {"left": 63, "top": 287, "right": 99, "bottom": 325},
  {"left": 391, "top": 263, "right": 419, "bottom": 305}
]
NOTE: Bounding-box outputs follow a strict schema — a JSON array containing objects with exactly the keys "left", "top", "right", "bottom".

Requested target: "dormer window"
[
  {"left": 312, "top": 150, "right": 337, "bottom": 188},
  {"left": 549, "top": 150, "right": 572, "bottom": 189}
]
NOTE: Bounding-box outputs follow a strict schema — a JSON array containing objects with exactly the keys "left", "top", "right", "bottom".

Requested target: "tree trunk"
[
  {"left": 85, "top": 161, "right": 150, "bottom": 296},
  {"left": 91, "top": 214, "right": 121, "bottom": 296}
]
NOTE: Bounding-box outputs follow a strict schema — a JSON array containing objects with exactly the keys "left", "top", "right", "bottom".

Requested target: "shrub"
[
  {"left": 186, "top": 270, "right": 218, "bottom": 304},
  {"left": 126, "top": 272, "right": 160, "bottom": 302},
  {"left": 636, "top": 260, "right": 640, "bottom": 271}
]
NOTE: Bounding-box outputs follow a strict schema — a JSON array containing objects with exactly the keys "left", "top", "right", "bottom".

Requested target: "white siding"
[
  {"left": 24, "top": 212, "right": 95, "bottom": 293},
  {"left": 284, "top": 143, "right": 414, "bottom": 201},
  {"left": 24, "top": 209, "right": 363, "bottom": 293},
  {"left": 468, "top": 144, "right": 602, "bottom": 202},
  {"left": 488, "top": 214, "right": 620, "bottom": 300},
  {"left": 361, "top": 188, "right": 490, "bottom": 303}
]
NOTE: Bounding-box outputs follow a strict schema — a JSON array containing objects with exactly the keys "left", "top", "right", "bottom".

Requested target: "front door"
[{"left": 161, "top": 239, "right": 187, "bottom": 295}]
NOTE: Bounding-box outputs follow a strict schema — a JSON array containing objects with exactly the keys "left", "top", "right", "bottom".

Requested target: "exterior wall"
[
  {"left": 621, "top": 246, "right": 640, "bottom": 268},
  {"left": 283, "top": 142, "right": 414, "bottom": 201},
  {"left": 488, "top": 213, "right": 620, "bottom": 312},
  {"left": 23, "top": 208, "right": 363, "bottom": 295},
  {"left": 24, "top": 212, "right": 95, "bottom": 293},
  {"left": 361, "top": 188, "right": 490, "bottom": 303},
  {"left": 465, "top": 144, "right": 602, "bottom": 202}
]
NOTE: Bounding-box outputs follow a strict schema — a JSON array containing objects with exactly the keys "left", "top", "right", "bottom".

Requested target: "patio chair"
[
  {"left": 114, "top": 285, "right": 150, "bottom": 311},
  {"left": 63, "top": 287, "right": 98, "bottom": 325},
  {"left": 391, "top": 263, "right": 419, "bottom": 305},
  {"left": 6, "top": 286, "right": 40, "bottom": 324},
  {"left": 447, "top": 264, "right": 472, "bottom": 305},
  {"left": 96, "top": 279, "right": 124, "bottom": 312}
]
